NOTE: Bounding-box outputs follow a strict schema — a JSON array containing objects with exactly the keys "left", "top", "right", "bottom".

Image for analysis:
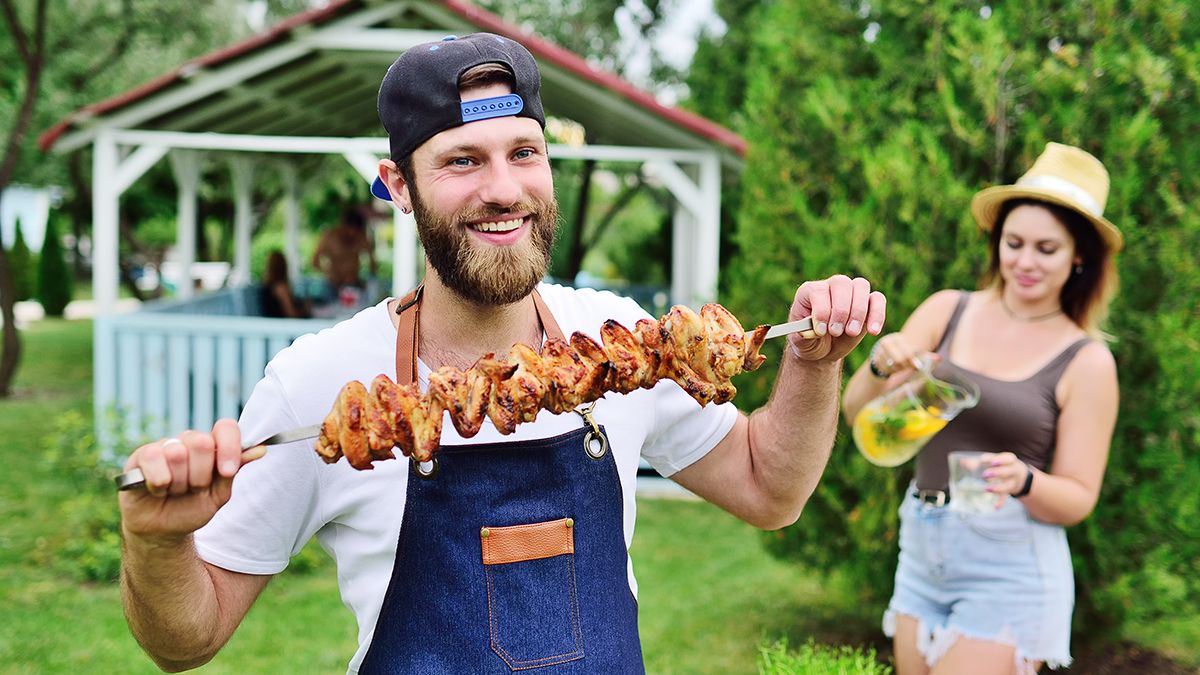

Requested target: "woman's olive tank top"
[{"left": 914, "top": 292, "right": 1091, "bottom": 491}]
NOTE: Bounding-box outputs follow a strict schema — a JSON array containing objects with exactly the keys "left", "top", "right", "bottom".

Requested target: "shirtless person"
[{"left": 312, "top": 208, "right": 377, "bottom": 294}]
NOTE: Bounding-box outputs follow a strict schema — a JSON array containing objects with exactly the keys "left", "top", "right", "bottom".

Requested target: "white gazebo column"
[
  {"left": 646, "top": 159, "right": 707, "bottom": 307},
  {"left": 229, "top": 157, "right": 255, "bottom": 287},
  {"left": 695, "top": 153, "right": 721, "bottom": 304},
  {"left": 281, "top": 164, "right": 302, "bottom": 287},
  {"left": 393, "top": 208, "right": 416, "bottom": 296},
  {"left": 92, "top": 131, "right": 121, "bottom": 316},
  {"left": 170, "top": 150, "right": 202, "bottom": 299}
]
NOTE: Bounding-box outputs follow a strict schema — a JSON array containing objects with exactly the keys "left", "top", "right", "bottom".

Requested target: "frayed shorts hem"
[{"left": 884, "top": 607, "right": 1072, "bottom": 673}]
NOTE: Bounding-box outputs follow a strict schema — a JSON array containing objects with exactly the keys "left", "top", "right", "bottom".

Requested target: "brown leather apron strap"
[
  {"left": 532, "top": 289, "right": 566, "bottom": 343},
  {"left": 394, "top": 287, "right": 562, "bottom": 386}
]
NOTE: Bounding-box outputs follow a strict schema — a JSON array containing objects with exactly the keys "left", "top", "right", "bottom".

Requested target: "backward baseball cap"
[{"left": 371, "top": 32, "right": 546, "bottom": 202}]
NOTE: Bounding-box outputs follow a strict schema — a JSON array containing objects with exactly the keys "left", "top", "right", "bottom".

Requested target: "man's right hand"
[{"left": 119, "top": 419, "right": 265, "bottom": 542}]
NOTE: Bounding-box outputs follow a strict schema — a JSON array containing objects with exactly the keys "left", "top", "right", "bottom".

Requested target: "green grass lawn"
[{"left": 0, "top": 319, "right": 1195, "bottom": 674}]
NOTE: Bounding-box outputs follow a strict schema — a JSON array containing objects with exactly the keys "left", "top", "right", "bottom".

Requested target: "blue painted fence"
[{"left": 95, "top": 287, "right": 336, "bottom": 449}]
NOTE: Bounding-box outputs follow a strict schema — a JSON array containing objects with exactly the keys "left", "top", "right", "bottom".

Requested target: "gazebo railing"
[{"left": 95, "top": 288, "right": 334, "bottom": 449}]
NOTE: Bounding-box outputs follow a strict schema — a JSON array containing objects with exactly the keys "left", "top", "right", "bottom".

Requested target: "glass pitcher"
[{"left": 852, "top": 362, "right": 980, "bottom": 467}]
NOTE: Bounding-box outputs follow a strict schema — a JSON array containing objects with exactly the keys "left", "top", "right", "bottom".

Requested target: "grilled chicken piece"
[{"left": 315, "top": 303, "right": 771, "bottom": 469}]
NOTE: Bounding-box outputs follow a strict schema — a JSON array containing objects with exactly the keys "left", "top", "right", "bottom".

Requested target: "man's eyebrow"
[{"left": 431, "top": 137, "right": 547, "bottom": 159}]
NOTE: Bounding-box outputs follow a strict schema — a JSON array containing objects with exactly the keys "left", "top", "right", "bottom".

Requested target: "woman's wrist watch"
[{"left": 1012, "top": 464, "right": 1034, "bottom": 497}]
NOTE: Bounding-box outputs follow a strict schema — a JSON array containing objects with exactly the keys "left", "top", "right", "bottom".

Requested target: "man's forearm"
[
  {"left": 745, "top": 353, "right": 843, "bottom": 527},
  {"left": 121, "top": 531, "right": 223, "bottom": 670}
]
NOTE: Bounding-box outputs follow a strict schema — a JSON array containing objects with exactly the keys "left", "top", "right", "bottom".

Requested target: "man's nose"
[{"left": 477, "top": 161, "right": 523, "bottom": 207}]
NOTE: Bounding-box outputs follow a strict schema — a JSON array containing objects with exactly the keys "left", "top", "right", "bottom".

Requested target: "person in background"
[
  {"left": 842, "top": 143, "right": 1121, "bottom": 674},
  {"left": 259, "top": 250, "right": 310, "bottom": 319},
  {"left": 312, "top": 206, "right": 378, "bottom": 299}
]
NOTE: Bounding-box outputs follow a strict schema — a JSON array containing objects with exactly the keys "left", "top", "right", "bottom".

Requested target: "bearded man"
[{"left": 116, "top": 33, "right": 886, "bottom": 674}]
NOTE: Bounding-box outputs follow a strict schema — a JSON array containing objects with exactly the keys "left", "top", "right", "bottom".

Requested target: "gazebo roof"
[{"left": 39, "top": 0, "right": 745, "bottom": 165}]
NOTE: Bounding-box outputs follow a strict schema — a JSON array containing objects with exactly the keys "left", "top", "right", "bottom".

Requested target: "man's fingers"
[
  {"left": 212, "top": 419, "right": 243, "bottom": 478},
  {"left": 866, "top": 290, "right": 886, "bottom": 335},
  {"left": 825, "top": 275, "right": 854, "bottom": 336},
  {"left": 136, "top": 443, "right": 172, "bottom": 497},
  {"left": 181, "top": 430, "right": 216, "bottom": 492},
  {"left": 843, "top": 277, "right": 873, "bottom": 337},
  {"left": 163, "top": 437, "right": 191, "bottom": 496},
  {"left": 795, "top": 280, "right": 831, "bottom": 336}
]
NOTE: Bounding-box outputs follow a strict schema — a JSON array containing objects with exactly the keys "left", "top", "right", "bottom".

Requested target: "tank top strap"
[
  {"left": 1030, "top": 336, "right": 1093, "bottom": 387},
  {"left": 934, "top": 291, "right": 972, "bottom": 355}
]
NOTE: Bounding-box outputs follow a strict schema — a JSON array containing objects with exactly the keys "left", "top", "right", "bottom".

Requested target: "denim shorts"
[{"left": 883, "top": 489, "right": 1074, "bottom": 672}]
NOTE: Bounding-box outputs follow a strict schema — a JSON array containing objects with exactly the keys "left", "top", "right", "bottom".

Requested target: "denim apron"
[{"left": 359, "top": 287, "right": 644, "bottom": 674}]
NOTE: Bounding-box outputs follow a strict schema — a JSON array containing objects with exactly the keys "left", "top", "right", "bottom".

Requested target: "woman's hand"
[
  {"left": 868, "top": 333, "right": 937, "bottom": 381},
  {"left": 983, "top": 451, "right": 1032, "bottom": 509}
]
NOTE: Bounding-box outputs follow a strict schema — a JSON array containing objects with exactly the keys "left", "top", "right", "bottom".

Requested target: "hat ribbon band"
[{"left": 1016, "top": 175, "right": 1104, "bottom": 217}]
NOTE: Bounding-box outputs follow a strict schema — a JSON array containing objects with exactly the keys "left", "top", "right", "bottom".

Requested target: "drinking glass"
[{"left": 948, "top": 451, "right": 994, "bottom": 514}]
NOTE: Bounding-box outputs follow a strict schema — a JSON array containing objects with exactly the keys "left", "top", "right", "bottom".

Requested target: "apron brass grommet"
[
  {"left": 411, "top": 457, "right": 439, "bottom": 479},
  {"left": 584, "top": 429, "right": 608, "bottom": 459},
  {"left": 565, "top": 518, "right": 574, "bottom": 528},
  {"left": 480, "top": 527, "right": 490, "bottom": 538}
]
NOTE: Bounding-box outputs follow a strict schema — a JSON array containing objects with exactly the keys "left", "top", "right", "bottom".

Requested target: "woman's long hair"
[
  {"left": 264, "top": 250, "right": 289, "bottom": 287},
  {"left": 980, "top": 198, "right": 1119, "bottom": 340}
]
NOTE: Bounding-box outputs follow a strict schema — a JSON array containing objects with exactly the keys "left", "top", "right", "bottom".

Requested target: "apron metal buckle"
[
  {"left": 575, "top": 402, "right": 608, "bottom": 459},
  {"left": 411, "top": 456, "right": 439, "bottom": 479}
]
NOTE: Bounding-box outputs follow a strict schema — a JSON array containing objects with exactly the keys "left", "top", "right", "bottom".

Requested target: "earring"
[
  {"left": 1074, "top": 264, "right": 1083, "bottom": 274},
  {"left": 400, "top": 205, "right": 411, "bottom": 215}
]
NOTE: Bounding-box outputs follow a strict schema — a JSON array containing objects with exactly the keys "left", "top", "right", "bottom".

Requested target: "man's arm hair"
[{"left": 121, "top": 532, "right": 271, "bottom": 671}]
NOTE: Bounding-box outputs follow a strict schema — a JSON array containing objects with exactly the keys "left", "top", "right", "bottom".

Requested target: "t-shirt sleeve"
[
  {"left": 639, "top": 384, "right": 739, "bottom": 477},
  {"left": 193, "top": 367, "right": 324, "bottom": 575}
]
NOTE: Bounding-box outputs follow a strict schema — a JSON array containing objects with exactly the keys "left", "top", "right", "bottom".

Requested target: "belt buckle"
[{"left": 915, "top": 489, "right": 948, "bottom": 507}]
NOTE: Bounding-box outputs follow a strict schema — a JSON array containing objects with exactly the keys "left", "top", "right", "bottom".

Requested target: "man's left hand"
[{"left": 787, "top": 274, "right": 885, "bottom": 363}]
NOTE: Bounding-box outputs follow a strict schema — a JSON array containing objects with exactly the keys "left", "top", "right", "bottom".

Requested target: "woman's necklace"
[{"left": 1000, "top": 295, "right": 1064, "bottom": 322}]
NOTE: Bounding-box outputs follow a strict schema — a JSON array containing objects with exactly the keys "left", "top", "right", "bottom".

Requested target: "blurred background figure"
[
  {"left": 842, "top": 143, "right": 1121, "bottom": 675},
  {"left": 260, "top": 250, "right": 310, "bottom": 318},
  {"left": 311, "top": 206, "right": 377, "bottom": 302}
]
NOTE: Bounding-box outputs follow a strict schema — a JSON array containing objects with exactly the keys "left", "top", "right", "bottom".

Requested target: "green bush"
[
  {"left": 757, "top": 639, "right": 892, "bottom": 675},
  {"left": 7, "top": 224, "right": 37, "bottom": 301},
  {"left": 32, "top": 410, "right": 124, "bottom": 582},
  {"left": 713, "top": 0, "right": 1200, "bottom": 635},
  {"left": 36, "top": 216, "right": 73, "bottom": 316}
]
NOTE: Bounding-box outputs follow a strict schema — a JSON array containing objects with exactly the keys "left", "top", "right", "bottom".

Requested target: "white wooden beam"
[
  {"left": 103, "top": 129, "right": 717, "bottom": 166},
  {"left": 51, "top": 2, "right": 409, "bottom": 153},
  {"left": 115, "top": 144, "right": 169, "bottom": 193},
  {"left": 342, "top": 151, "right": 383, "bottom": 183},
  {"left": 644, "top": 159, "right": 704, "bottom": 210},
  {"left": 169, "top": 150, "right": 203, "bottom": 300},
  {"left": 306, "top": 28, "right": 450, "bottom": 51},
  {"left": 229, "top": 157, "right": 255, "bottom": 287}
]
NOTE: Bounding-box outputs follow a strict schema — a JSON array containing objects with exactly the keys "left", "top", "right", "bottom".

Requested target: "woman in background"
[
  {"left": 842, "top": 143, "right": 1121, "bottom": 674},
  {"left": 260, "top": 249, "right": 310, "bottom": 319}
]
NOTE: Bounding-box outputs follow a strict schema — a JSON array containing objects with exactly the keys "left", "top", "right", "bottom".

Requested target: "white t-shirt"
[{"left": 194, "top": 283, "right": 737, "bottom": 672}]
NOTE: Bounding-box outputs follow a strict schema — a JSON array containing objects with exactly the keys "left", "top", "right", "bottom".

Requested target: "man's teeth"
[{"left": 472, "top": 218, "right": 523, "bottom": 233}]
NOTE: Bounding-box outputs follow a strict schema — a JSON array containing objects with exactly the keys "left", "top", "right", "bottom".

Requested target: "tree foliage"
[
  {"left": 36, "top": 214, "right": 71, "bottom": 316},
  {"left": 709, "top": 0, "right": 1200, "bottom": 635},
  {"left": 6, "top": 225, "right": 35, "bottom": 302}
]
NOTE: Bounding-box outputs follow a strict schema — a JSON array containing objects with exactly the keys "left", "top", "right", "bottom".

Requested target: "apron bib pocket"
[{"left": 481, "top": 518, "right": 584, "bottom": 669}]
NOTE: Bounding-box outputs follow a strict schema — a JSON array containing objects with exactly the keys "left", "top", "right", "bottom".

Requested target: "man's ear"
[{"left": 378, "top": 159, "right": 412, "bottom": 213}]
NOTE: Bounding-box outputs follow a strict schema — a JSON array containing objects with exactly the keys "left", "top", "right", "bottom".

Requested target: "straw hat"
[{"left": 971, "top": 142, "right": 1123, "bottom": 252}]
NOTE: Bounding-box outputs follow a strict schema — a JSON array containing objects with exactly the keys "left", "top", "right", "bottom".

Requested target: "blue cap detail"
[
  {"left": 442, "top": 35, "right": 458, "bottom": 41},
  {"left": 371, "top": 176, "right": 392, "bottom": 202},
  {"left": 460, "top": 94, "right": 525, "bottom": 123}
]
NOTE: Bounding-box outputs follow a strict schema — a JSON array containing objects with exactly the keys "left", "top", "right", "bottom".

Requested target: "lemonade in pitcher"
[{"left": 852, "top": 364, "right": 980, "bottom": 467}]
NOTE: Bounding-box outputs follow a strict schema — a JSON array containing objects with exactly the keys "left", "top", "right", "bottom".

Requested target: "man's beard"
[{"left": 412, "top": 185, "right": 558, "bottom": 306}]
